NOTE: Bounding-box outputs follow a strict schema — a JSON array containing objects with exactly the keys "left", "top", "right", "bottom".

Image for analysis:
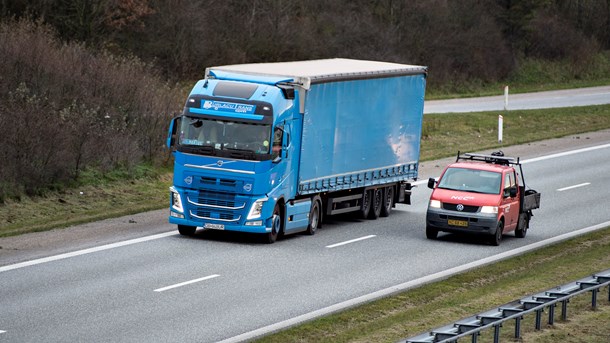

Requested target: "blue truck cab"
[{"left": 167, "top": 59, "right": 427, "bottom": 243}]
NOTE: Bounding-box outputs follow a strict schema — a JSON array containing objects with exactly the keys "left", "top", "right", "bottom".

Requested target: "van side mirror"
[
  {"left": 510, "top": 186, "right": 518, "bottom": 198},
  {"left": 427, "top": 178, "right": 436, "bottom": 189}
]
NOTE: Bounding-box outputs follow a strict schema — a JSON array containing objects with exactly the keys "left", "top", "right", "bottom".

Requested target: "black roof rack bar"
[{"left": 456, "top": 151, "right": 520, "bottom": 165}]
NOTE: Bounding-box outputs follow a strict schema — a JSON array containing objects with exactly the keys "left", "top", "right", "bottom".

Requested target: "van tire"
[
  {"left": 491, "top": 220, "right": 503, "bottom": 246},
  {"left": 426, "top": 225, "right": 438, "bottom": 239}
]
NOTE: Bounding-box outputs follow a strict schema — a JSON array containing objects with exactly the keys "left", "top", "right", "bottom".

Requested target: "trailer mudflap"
[{"left": 398, "top": 182, "right": 412, "bottom": 205}]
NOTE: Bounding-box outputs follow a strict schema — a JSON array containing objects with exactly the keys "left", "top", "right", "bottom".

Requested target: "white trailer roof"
[{"left": 206, "top": 58, "right": 427, "bottom": 89}]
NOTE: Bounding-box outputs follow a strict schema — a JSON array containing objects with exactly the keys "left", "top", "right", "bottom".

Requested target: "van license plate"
[
  {"left": 204, "top": 223, "right": 225, "bottom": 230},
  {"left": 448, "top": 219, "right": 468, "bottom": 227}
]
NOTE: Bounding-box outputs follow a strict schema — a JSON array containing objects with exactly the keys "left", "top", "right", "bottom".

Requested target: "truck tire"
[
  {"left": 178, "top": 225, "right": 196, "bottom": 236},
  {"left": 305, "top": 197, "right": 321, "bottom": 235},
  {"left": 426, "top": 225, "right": 438, "bottom": 239},
  {"left": 380, "top": 186, "right": 394, "bottom": 217},
  {"left": 359, "top": 190, "right": 372, "bottom": 219},
  {"left": 491, "top": 220, "right": 504, "bottom": 246},
  {"left": 266, "top": 205, "right": 282, "bottom": 244},
  {"left": 368, "top": 188, "right": 383, "bottom": 219},
  {"left": 515, "top": 213, "right": 529, "bottom": 238}
]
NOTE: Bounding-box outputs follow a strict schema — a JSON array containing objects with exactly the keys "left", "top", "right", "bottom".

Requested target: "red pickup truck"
[{"left": 426, "top": 151, "right": 540, "bottom": 245}]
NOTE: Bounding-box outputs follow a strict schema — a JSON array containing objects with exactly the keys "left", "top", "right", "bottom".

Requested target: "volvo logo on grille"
[
  {"left": 216, "top": 160, "right": 224, "bottom": 167},
  {"left": 456, "top": 204, "right": 464, "bottom": 211}
]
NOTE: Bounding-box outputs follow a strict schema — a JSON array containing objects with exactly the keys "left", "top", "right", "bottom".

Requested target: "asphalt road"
[
  {"left": 1, "top": 87, "right": 610, "bottom": 342},
  {"left": 424, "top": 85, "right": 610, "bottom": 113},
  {"left": 1, "top": 140, "right": 610, "bottom": 342}
]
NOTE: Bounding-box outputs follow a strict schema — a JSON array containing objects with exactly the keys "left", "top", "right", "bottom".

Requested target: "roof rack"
[{"left": 456, "top": 151, "right": 520, "bottom": 166}]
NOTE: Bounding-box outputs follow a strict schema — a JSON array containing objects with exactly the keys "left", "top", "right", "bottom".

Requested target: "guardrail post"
[
  {"left": 548, "top": 303, "right": 556, "bottom": 325},
  {"left": 561, "top": 300, "right": 569, "bottom": 321},
  {"left": 471, "top": 332, "right": 479, "bottom": 343},
  {"left": 535, "top": 309, "right": 544, "bottom": 330},
  {"left": 493, "top": 324, "right": 501, "bottom": 343},
  {"left": 514, "top": 316, "right": 522, "bottom": 339},
  {"left": 591, "top": 288, "right": 598, "bottom": 309}
]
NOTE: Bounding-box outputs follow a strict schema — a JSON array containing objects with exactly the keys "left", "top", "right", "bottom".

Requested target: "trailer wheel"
[
  {"left": 426, "top": 225, "right": 438, "bottom": 239},
  {"left": 305, "top": 197, "right": 321, "bottom": 235},
  {"left": 266, "top": 205, "right": 282, "bottom": 244},
  {"left": 359, "top": 190, "right": 372, "bottom": 219},
  {"left": 515, "top": 213, "right": 529, "bottom": 238},
  {"left": 368, "top": 188, "right": 383, "bottom": 219},
  {"left": 380, "top": 186, "right": 394, "bottom": 217},
  {"left": 490, "top": 220, "right": 504, "bottom": 246},
  {"left": 178, "top": 225, "right": 196, "bottom": 236}
]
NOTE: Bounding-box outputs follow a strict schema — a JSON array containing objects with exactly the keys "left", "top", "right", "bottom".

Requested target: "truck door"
[{"left": 501, "top": 171, "right": 519, "bottom": 231}]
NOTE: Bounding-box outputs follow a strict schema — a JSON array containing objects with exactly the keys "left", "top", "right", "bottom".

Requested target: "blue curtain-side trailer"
[{"left": 167, "top": 59, "right": 427, "bottom": 243}]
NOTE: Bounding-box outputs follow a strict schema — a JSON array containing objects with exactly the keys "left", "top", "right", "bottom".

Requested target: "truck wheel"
[
  {"left": 306, "top": 197, "right": 321, "bottom": 235},
  {"left": 380, "top": 186, "right": 394, "bottom": 217},
  {"left": 266, "top": 205, "right": 282, "bottom": 244},
  {"left": 515, "top": 213, "right": 529, "bottom": 238},
  {"left": 368, "top": 188, "right": 383, "bottom": 219},
  {"left": 178, "top": 225, "right": 196, "bottom": 236},
  {"left": 359, "top": 190, "right": 372, "bottom": 219},
  {"left": 426, "top": 225, "right": 438, "bottom": 239},
  {"left": 491, "top": 220, "right": 504, "bottom": 246}
]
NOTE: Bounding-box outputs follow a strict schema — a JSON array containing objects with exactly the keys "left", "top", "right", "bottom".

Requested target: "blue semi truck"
[{"left": 167, "top": 59, "right": 427, "bottom": 243}]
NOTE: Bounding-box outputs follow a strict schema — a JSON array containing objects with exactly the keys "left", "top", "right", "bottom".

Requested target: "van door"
[{"left": 501, "top": 171, "right": 520, "bottom": 231}]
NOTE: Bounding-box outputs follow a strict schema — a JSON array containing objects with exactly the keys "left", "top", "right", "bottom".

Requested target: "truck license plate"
[
  {"left": 204, "top": 223, "right": 225, "bottom": 230},
  {"left": 448, "top": 219, "right": 468, "bottom": 227}
]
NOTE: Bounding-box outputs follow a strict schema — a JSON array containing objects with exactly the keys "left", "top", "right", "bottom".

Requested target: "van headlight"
[
  {"left": 247, "top": 197, "right": 268, "bottom": 220},
  {"left": 429, "top": 200, "right": 441, "bottom": 209},
  {"left": 480, "top": 206, "right": 498, "bottom": 214},
  {"left": 170, "top": 186, "right": 184, "bottom": 212}
]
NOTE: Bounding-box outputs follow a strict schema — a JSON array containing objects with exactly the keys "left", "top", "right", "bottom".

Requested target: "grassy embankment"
[{"left": 1, "top": 103, "right": 610, "bottom": 238}]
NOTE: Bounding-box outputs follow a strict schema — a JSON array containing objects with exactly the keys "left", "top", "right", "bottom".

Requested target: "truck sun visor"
[{"left": 213, "top": 81, "right": 258, "bottom": 99}]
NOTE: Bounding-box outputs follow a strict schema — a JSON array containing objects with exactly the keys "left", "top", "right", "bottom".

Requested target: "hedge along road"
[{"left": 424, "top": 85, "right": 610, "bottom": 113}]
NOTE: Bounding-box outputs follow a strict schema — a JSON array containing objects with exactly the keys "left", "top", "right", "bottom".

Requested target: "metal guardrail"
[{"left": 402, "top": 268, "right": 610, "bottom": 343}]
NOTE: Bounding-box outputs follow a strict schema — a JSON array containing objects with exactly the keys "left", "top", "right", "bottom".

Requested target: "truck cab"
[{"left": 426, "top": 152, "right": 540, "bottom": 245}]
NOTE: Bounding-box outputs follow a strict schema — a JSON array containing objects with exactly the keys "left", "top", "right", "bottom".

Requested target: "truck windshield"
[
  {"left": 178, "top": 116, "right": 271, "bottom": 158},
  {"left": 438, "top": 167, "right": 502, "bottom": 194}
]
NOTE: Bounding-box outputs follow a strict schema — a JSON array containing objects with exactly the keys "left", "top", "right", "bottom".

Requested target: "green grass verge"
[
  {"left": 1, "top": 104, "right": 609, "bottom": 237},
  {"left": 255, "top": 227, "right": 610, "bottom": 343}
]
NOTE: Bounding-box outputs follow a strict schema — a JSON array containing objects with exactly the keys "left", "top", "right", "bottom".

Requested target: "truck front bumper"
[
  {"left": 426, "top": 207, "right": 498, "bottom": 235},
  {"left": 169, "top": 212, "right": 273, "bottom": 234}
]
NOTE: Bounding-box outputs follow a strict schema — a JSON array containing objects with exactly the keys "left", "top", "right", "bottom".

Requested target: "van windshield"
[{"left": 438, "top": 167, "right": 501, "bottom": 194}]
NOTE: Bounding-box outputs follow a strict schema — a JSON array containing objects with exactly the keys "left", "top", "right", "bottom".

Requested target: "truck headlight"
[
  {"left": 429, "top": 199, "right": 441, "bottom": 209},
  {"left": 480, "top": 206, "right": 498, "bottom": 214},
  {"left": 247, "top": 197, "right": 268, "bottom": 220},
  {"left": 170, "top": 186, "right": 184, "bottom": 212}
]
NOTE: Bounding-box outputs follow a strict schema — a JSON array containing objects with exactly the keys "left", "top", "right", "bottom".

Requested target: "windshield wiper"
[{"left": 225, "top": 147, "right": 256, "bottom": 158}]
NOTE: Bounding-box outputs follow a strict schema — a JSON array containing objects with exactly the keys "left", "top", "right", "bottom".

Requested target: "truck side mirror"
[
  {"left": 167, "top": 116, "right": 180, "bottom": 148},
  {"left": 427, "top": 178, "right": 436, "bottom": 189}
]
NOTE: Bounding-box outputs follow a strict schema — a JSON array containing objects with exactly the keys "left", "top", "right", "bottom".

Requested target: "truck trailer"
[{"left": 167, "top": 58, "right": 427, "bottom": 243}]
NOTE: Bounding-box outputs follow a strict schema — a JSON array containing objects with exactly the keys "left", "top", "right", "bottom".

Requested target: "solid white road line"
[
  {"left": 557, "top": 182, "right": 591, "bottom": 192},
  {"left": 0, "top": 330, "right": 6, "bottom": 334},
  {"left": 0, "top": 231, "right": 179, "bottom": 274},
  {"left": 154, "top": 274, "right": 220, "bottom": 292},
  {"left": 325, "top": 235, "right": 376, "bottom": 248},
  {"left": 218, "top": 220, "right": 610, "bottom": 343}
]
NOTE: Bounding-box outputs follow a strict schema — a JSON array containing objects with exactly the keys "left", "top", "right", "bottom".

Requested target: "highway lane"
[
  {"left": 1, "top": 143, "right": 610, "bottom": 342},
  {"left": 424, "top": 85, "right": 610, "bottom": 113}
]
